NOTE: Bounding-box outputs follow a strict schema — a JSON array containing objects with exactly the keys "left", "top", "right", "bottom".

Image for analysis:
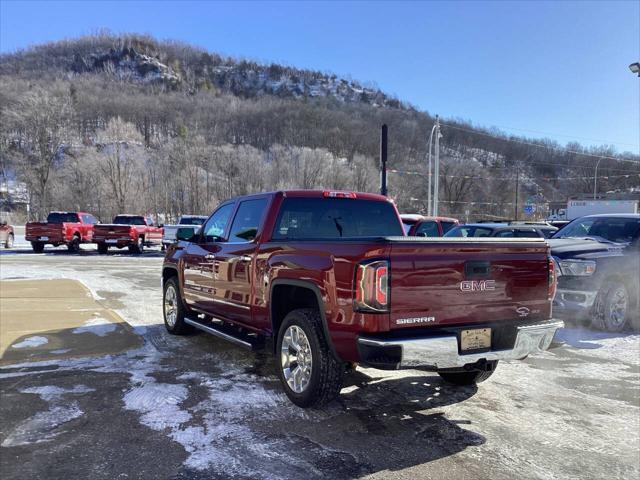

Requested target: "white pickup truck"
[{"left": 162, "top": 215, "right": 208, "bottom": 248}]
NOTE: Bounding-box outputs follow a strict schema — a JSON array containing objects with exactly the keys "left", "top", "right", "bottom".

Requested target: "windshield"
[
  {"left": 273, "top": 198, "right": 403, "bottom": 239},
  {"left": 444, "top": 225, "right": 494, "bottom": 237},
  {"left": 113, "top": 216, "right": 146, "bottom": 226},
  {"left": 46, "top": 212, "right": 79, "bottom": 224},
  {"left": 179, "top": 217, "right": 206, "bottom": 225},
  {"left": 553, "top": 217, "right": 640, "bottom": 243}
]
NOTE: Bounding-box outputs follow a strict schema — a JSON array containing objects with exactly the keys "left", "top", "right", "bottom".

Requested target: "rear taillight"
[
  {"left": 548, "top": 257, "right": 557, "bottom": 301},
  {"left": 354, "top": 260, "right": 389, "bottom": 312}
]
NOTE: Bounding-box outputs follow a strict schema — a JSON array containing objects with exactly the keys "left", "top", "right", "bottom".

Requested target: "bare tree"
[
  {"left": 8, "top": 87, "right": 73, "bottom": 218},
  {"left": 95, "top": 117, "right": 144, "bottom": 213}
]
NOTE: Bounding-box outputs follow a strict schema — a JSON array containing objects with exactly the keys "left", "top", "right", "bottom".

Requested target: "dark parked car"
[
  {"left": 444, "top": 222, "right": 558, "bottom": 239},
  {"left": 550, "top": 214, "right": 640, "bottom": 332}
]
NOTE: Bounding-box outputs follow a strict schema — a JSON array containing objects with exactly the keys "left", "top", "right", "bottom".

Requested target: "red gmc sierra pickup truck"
[
  {"left": 162, "top": 190, "right": 562, "bottom": 407},
  {"left": 94, "top": 214, "right": 163, "bottom": 254},
  {"left": 25, "top": 211, "right": 98, "bottom": 253}
]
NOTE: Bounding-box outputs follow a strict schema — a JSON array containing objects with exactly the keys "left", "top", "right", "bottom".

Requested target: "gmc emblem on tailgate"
[{"left": 460, "top": 280, "right": 496, "bottom": 292}]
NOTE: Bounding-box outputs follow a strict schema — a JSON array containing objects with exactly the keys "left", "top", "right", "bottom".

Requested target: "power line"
[
  {"left": 441, "top": 123, "right": 640, "bottom": 165},
  {"left": 469, "top": 123, "right": 639, "bottom": 149},
  {"left": 388, "top": 168, "right": 640, "bottom": 182}
]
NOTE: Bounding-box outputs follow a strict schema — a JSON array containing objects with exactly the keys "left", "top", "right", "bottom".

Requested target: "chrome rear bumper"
[{"left": 357, "top": 320, "right": 564, "bottom": 370}]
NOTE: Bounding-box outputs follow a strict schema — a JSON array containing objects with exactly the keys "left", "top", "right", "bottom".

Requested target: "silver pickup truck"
[{"left": 162, "top": 215, "right": 207, "bottom": 247}]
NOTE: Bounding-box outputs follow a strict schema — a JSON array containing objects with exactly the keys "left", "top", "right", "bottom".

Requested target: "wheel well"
[
  {"left": 270, "top": 284, "right": 320, "bottom": 338},
  {"left": 163, "top": 267, "right": 178, "bottom": 285}
]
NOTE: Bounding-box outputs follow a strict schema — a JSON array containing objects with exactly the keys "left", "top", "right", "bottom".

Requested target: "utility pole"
[
  {"left": 514, "top": 165, "right": 519, "bottom": 221},
  {"left": 433, "top": 115, "right": 441, "bottom": 216},
  {"left": 380, "top": 124, "right": 388, "bottom": 196}
]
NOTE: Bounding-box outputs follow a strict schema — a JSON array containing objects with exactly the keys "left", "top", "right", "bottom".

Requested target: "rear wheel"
[
  {"left": 593, "top": 281, "right": 631, "bottom": 332},
  {"left": 276, "top": 308, "right": 344, "bottom": 408},
  {"left": 163, "top": 276, "right": 193, "bottom": 334},
  {"left": 67, "top": 234, "right": 81, "bottom": 253},
  {"left": 129, "top": 236, "right": 144, "bottom": 254},
  {"left": 4, "top": 234, "right": 13, "bottom": 249},
  {"left": 31, "top": 241, "right": 45, "bottom": 253},
  {"left": 97, "top": 243, "right": 108, "bottom": 254},
  {"left": 438, "top": 361, "right": 498, "bottom": 385}
]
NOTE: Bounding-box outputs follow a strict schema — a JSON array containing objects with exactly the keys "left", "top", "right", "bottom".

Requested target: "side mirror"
[
  {"left": 177, "top": 227, "right": 195, "bottom": 242},
  {"left": 158, "top": 224, "right": 164, "bottom": 228}
]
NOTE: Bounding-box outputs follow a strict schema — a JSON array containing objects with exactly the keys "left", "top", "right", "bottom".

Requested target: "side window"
[
  {"left": 202, "top": 203, "right": 235, "bottom": 242},
  {"left": 440, "top": 221, "right": 456, "bottom": 234},
  {"left": 228, "top": 199, "right": 268, "bottom": 242},
  {"left": 415, "top": 221, "right": 440, "bottom": 237},
  {"left": 514, "top": 229, "right": 541, "bottom": 238},
  {"left": 496, "top": 230, "right": 515, "bottom": 238}
]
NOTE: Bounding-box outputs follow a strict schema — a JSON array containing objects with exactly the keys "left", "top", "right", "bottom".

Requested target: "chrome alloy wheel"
[
  {"left": 281, "top": 325, "right": 313, "bottom": 393},
  {"left": 164, "top": 284, "right": 178, "bottom": 328},
  {"left": 608, "top": 286, "right": 628, "bottom": 328}
]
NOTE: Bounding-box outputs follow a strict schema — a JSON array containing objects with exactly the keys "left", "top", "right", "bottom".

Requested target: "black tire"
[
  {"left": 276, "top": 308, "right": 344, "bottom": 408},
  {"left": 97, "top": 243, "right": 108, "bottom": 254},
  {"left": 31, "top": 241, "right": 45, "bottom": 253},
  {"left": 163, "top": 276, "right": 193, "bottom": 335},
  {"left": 67, "top": 235, "right": 81, "bottom": 253},
  {"left": 438, "top": 361, "right": 498, "bottom": 386},
  {"left": 592, "top": 281, "right": 631, "bottom": 332},
  {"left": 129, "top": 236, "right": 144, "bottom": 254},
  {"left": 4, "top": 234, "right": 13, "bottom": 249}
]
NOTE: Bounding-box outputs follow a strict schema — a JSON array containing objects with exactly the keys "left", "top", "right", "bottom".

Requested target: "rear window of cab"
[{"left": 273, "top": 198, "right": 403, "bottom": 240}]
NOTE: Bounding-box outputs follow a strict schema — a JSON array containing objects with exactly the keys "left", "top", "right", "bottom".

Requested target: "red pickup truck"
[
  {"left": 162, "top": 190, "right": 562, "bottom": 407},
  {"left": 25, "top": 212, "right": 97, "bottom": 253},
  {"left": 401, "top": 214, "right": 459, "bottom": 237},
  {"left": 94, "top": 215, "right": 163, "bottom": 254}
]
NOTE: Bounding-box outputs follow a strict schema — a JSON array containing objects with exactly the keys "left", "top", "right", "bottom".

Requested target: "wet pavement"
[{"left": 0, "top": 248, "right": 638, "bottom": 479}]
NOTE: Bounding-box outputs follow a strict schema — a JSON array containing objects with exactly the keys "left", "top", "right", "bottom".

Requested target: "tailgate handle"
[{"left": 465, "top": 261, "right": 491, "bottom": 279}]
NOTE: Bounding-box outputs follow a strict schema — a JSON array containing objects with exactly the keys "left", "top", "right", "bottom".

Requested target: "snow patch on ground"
[
  {"left": 2, "top": 385, "right": 94, "bottom": 447},
  {"left": 12, "top": 335, "right": 48, "bottom": 349},
  {"left": 72, "top": 317, "right": 117, "bottom": 337}
]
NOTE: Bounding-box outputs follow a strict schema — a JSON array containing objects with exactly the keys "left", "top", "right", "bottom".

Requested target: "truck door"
[
  {"left": 181, "top": 203, "right": 234, "bottom": 312},
  {"left": 211, "top": 197, "right": 269, "bottom": 329}
]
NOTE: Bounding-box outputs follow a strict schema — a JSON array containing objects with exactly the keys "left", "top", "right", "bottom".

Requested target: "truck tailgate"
[
  {"left": 94, "top": 225, "right": 132, "bottom": 240},
  {"left": 388, "top": 237, "right": 551, "bottom": 329},
  {"left": 25, "top": 223, "right": 64, "bottom": 241}
]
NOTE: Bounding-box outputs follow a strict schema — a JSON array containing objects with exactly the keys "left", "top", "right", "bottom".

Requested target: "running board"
[{"left": 184, "top": 317, "right": 263, "bottom": 351}]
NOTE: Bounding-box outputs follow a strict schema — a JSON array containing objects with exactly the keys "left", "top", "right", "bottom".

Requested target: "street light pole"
[
  {"left": 426, "top": 122, "right": 436, "bottom": 216},
  {"left": 593, "top": 157, "right": 602, "bottom": 199},
  {"left": 433, "top": 116, "right": 441, "bottom": 216}
]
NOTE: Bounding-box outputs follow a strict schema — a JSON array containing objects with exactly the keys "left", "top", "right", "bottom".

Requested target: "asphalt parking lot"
[{"left": 0, "top": 243, "right": 639, "bottom": 480}]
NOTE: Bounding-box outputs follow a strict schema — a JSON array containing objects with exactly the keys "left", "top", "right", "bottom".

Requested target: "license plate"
[
  {"left": 461, "top": 328, "right": 491, "bottom": 351},
  {"left": 39, "top": 236, "right": 49, "bottom": 241},
  {"left": 106, "top": 240, "right": 118, "bottom": 244}
]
